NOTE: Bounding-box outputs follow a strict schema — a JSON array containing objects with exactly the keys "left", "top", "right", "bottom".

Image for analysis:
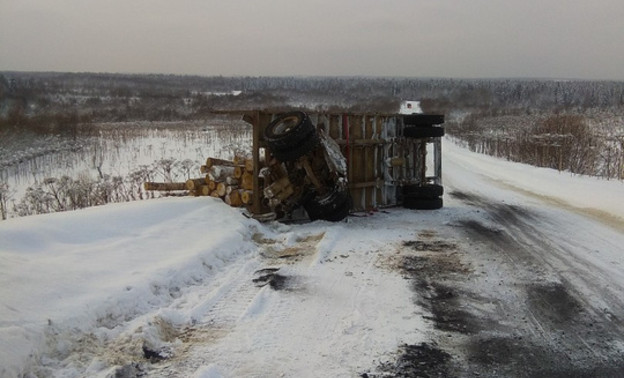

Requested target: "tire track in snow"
[{"left": 143, "top": 227, "right": 331, "bottom": 376}]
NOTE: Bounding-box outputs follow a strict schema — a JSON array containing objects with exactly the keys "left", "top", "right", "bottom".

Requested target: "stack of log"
[{"left": 143, "top": 156, "right": 254, "bottom": 207}]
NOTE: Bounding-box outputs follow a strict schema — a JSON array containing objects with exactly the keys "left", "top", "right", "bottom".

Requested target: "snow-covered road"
[
  {"left": 1, "top": 140, "right": 623, "bottom": 377},
  {"left": 435, "top": 142, "right": 624, "bottom": 376}
]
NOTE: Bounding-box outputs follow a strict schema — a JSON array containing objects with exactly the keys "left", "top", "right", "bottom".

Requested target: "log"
[
  {"left": 241, "top": 171, "right": 254, "bottom": 190},
  {"left": 206, "top": 178, "right": 217, "bottom": 191},
  {"left": 186, "top": 178, "right": 206, "bottom": 190},
  {"left": 210, "top": 190, "right": 221, "bottom": 198},
  {"left": 264, "top": 176, "right": 290, "bottom": 198},
  {"left": 276, "top": 184, "right": 294, "bottom": 201},
  {"left": 208, "top": 166, "right": 235, "bottom": 182},
  {"left": 233, "top": 166, "right": 244, "bottom": 179},
  {"left": 199, "top": 185, "right": 211, "bottom": 196},
  {"left": 225, "top": 189, "right": 243, "bottom": 207},
  {"left": 206, "top": 157, "right": 238, "bottom": 168},
  {"left": 245, "top": 158, "right": 254, "bottom": 173},
  {"left": 226, "top": 176, "right": 239, "bottom": 186},
  {"left": 241, "top": 190, "right": 253, "bottom": 205},
  {"left": 225, "top": 185, "right": 239, "bottom": 195},
  {"left": 216, "top": 182, "right": 227, "bottom": 197},
  {"left": 200, "top": 165, "right": 209, "bottom": 174},
  {"left": 233, "top": 155, "right": 245, "bottom": 166},
  {"left": 144, "top": 182, "right": 187, "bottom": 191}
]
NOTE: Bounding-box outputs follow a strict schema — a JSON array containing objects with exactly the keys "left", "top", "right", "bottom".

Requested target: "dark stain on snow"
[
  {"left": 361, "top": 343, "right": 451, "bottom": 378},
  {"left": 386, "top": 189, "right": 624, "bottom": 377},
  {"left": 465, "top": 335, "right": 624, "bottom": 378},
  {"left": 527, "top": 282, "right": 583, "bottom": 325},
  {"left": 401, "top": 254, "right": 470, "bottom": 277},
  {"left": 416, "top": 281, "right": 482, "bottom": 335},
  {"left": 402, "top": 240, "right": 457, "bottom": 252},
  {"left": 448, "top": 190, "right": 482, "bottom": 205},
  {"left": 252, "top": 268, "right": 295, "bottom": 291},
  {"left": 112, "top": 362, "right": 147, "bottom": 378},
  {"left": 142, "top": 344, "right": 168, "bottom": 362}
]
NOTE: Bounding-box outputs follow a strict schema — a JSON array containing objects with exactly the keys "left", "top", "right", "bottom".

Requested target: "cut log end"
[
  {"left": 241, "top": 190, "right": 253, "bottom": 205},
  {"left": 186, "top": 178, "right": 206, "bottom": 190}
]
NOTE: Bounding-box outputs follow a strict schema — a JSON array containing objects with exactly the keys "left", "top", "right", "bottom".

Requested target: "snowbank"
[
  {"left": 0, "top": 197, "right": 258, "bottom": 377},
  {"left": 444, "top": 139, "right": 624, "bottom": 225}
]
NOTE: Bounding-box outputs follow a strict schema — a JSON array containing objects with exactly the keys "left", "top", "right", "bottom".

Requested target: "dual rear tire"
[{"left": 402, "top": 184, "right": 443, "bottom": 210}]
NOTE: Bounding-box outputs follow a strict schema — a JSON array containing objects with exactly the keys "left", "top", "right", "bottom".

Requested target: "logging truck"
[
  {"left": 145, "top": 110, "right": 444, "bottom": 222},
  {"left": 241, "top": 110, "right": 445, "bottom": 222}
]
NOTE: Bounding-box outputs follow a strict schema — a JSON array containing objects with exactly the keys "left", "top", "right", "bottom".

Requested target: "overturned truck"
[{"left": 241, "top": 111, "right": 445, "bottom": 222}]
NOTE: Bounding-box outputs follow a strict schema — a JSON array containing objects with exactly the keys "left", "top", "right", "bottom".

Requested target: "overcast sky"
[{"left": 1, "top": 0, "right": 623, "bottom": 80}]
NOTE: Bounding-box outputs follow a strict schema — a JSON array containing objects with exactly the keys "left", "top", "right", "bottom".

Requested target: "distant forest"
[{"left": 2, "top": 71, "right": 624, "bottom": 125}]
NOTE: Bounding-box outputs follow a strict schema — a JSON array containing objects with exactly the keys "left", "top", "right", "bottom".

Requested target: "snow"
[
  {"left": 0, "top": 198, "right": 429, "bottom": 377},
  {"left": 1, "top": 139, "right": 624, "bottom": 377},
  {"left": 445, "top": 138, "right": 624, "bottom": 227},
  {"left": 0, "top": 197, "right": 259, "bottom": 376}
]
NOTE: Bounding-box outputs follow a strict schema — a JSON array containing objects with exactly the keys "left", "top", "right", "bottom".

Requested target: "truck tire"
[
  {"left": 404, "top": 126, "right": 445, "bottom": 138},
  {"left": 403, "top": 114, "right": 444, "bottom": 126},
  {"left": 403, "top": 184, "right": 444, "bottom": 198},
  {"left": 304, "top": 189, "right": 350, "bottom": 222},
  {"left": 403, "top": 196, "right": 443, "bottom": 210},
  {"left": 269, "top": 132, "right": 320, "bottom": 162},
  {"left": 265, "top": 111, "right": 316, "bottom": 149}
]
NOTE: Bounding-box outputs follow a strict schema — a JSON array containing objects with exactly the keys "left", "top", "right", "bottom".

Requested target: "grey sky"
[{"left": 1, "top": 0, "right": 623, "bottom": 80}]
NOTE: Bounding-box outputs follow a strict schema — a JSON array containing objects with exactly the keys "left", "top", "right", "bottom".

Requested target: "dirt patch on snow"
[
  {"left": 370, "top": 190, "right": 624, "bottom": 376},
  {"left": 362, "top": 343, "right": 451, "bottom": 378},
  {"left": 415, "top": 281, "right": 483, "bottom": 335},
  {"left": 402, "top": 240, "right": 458, "bottom": 252},
  {"left": 527, "top": 282, "right": 583, "bottom": 324},
  {"left": 255, "top": 232, "right": 325, "bottom": 262},
  {"left": 253, "top": 268, "right": 302, "bottom": 291}
]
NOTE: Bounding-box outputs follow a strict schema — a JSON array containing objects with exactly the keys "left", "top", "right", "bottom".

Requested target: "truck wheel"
[
  {"left": 403, "top": 114, "right": 444, "bottom": 126},
  {"left": 403, "top": 196, "right": 443, "bottom": 210},
  {"left": 269, "top": 132, "right": 320, "bottom": 162},
  {"left": 404, "top": 126, "right": 445, "bottom": 138},
  {"left": 304, "top": 189, "right": 350, "bottom": 222},
  {"left": 403, "top": 184, "right": 444, "bottom": 198},
  {"left": 265, "top": 111, "right": 316, "bottom": 149}
]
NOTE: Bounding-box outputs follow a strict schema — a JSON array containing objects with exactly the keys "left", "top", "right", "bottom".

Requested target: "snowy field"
[
  {"left": 1, "top": 139, "right": 624, "bottom": 377},
  {"left": 0, "top": 120, "right": 252, "bottom": 216}
]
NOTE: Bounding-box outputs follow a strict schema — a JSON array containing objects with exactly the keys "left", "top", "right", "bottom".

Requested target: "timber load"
[{"left": 143, "top": 155, "right": 254, "bottom": 208}]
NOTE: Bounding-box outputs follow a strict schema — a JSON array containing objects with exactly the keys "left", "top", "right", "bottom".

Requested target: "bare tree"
[{"left": 0, "top": 182, "right": 12, "bottom": 220}]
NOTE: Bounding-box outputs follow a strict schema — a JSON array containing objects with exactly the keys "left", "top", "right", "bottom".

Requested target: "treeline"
[
  {"left": 448, "top": 114, "right": 624, "bottom": 179},
  {"left": 3, "top": 72, "right": 624, "bottom": 125}
]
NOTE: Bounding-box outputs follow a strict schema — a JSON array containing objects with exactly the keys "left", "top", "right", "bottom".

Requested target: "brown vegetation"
[{"left": 447, "top": 113, "right": 624, "bottom": 179}]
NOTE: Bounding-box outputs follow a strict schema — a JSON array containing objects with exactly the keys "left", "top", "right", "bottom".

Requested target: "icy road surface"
[{"left": 1, "top": 140, "right": 624, "bottom": 377}]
